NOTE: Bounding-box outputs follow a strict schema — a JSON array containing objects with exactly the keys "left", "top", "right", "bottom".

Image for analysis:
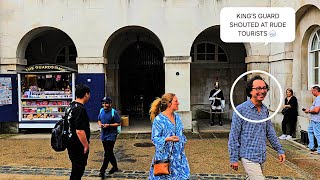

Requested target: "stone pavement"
[
  {"left": 0, "top": 123, "right": 318, "bottom": 180},
  {"left": 0, "top": 166, "right": 304, "bottom": 180}
]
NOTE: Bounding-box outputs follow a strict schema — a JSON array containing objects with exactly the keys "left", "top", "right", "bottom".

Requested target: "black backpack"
[{"left": 51, "top": 105, "right": 73, "bottom": 152}]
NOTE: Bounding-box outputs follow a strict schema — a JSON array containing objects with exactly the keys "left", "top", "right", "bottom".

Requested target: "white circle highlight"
[{"left": 229, "top": 70, "right": 283, "bottom": 123}]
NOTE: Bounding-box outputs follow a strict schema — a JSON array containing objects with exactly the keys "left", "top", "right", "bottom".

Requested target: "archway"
[
  {"left": 190, "top": 26, "right": 247, "bottom": 123},
  {"left": 104, "top": 26, "right": 164, "bottom": 127},
  {"left": 17, "top": 26, "right": 77, "bottom": 70}
]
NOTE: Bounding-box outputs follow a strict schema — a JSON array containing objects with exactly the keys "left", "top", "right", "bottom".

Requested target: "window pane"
[
  {"left": 197, "top": 43, "right": 205, "bottom": 53},
  {"left": 206, "top": 54, "right": 214, "bottom": 60},
  {"left": 311, "top": 35, "right": 318, "bottom": 51},
  {"left": 206, "top": 43, "right": 214, "bottom": 53},
  {"left": 56, "top": 56, "right": 65, "bottom": 63},
  {"left": 310, "top": 52, "right": 315, "bottom": 68},
  {"left": 218, "top": 46, "right": 225, "bottom": 53},
  {"left": 197, "top": 54, "right": 205, "bottom": 60},
  {"left": 218, "top": 54, "right": 228, "bottom": 62},
  {"left": 316, "top": 52, "right": 319, "bottom": 67},
  {"left": 315, "top": 69, "right": 319, "bottom": 84},
  {"left": 58, "top": 48, "right": 65, "bottom": 55}
]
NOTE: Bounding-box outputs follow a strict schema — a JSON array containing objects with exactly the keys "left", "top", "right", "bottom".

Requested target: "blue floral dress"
[{"left": 149, "top": 112, "right": 190, "bottom": 180}]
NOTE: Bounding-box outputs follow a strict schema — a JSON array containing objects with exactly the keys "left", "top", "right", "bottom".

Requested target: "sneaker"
[
  {"left": 109, "top": 167, "right": 119, "bottom": 174},
  {"left": 210, "top": 122, "right": 214, "bottom": 126},
  {"left": 285, "top": 135, "right": 292, "bottom": 140},
  {"left": 310, "top": 148, "right": 317, "bottom": 152},
  {"left": 279, "top": 134, "right": 287, "bottom": 139},
  {"left": 98, "top": 172, "right": 105, "bottom": 178}
]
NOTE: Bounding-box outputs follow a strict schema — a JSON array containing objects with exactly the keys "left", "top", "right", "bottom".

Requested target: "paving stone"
[
  {"left": 266, "top": 176, "right": 280, "bottom": 179},
  {"left": 0, "top": 166, "right": 305, "bottom": 179}
]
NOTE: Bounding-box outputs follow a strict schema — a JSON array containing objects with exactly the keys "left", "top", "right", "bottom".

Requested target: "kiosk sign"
[{"left": 25, "top": 65, "right": 65, "bottom": 72}]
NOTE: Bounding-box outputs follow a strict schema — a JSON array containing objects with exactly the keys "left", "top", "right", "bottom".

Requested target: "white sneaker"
[
  {"left": 279, "top": 134, "right": 287, "bottom": 139},
  {"left": 285, "top": 135, "right": 292, "bottom": 140}
]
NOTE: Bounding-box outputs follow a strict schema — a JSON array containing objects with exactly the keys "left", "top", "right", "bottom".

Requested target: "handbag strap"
[
  {"left": 167, "top": 114, "right": 177, "bottom": 159},
  {"left": 153, "top": 114, "right": 177, "bottom": 163}
]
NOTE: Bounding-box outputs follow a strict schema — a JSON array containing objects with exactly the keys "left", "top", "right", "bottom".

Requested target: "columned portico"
[{"left": 164, "top": 56, "right": 192, "bottom": 130}]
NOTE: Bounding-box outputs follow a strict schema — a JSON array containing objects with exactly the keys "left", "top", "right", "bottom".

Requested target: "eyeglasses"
[
  {"left": 252, "top": 87, "right": 269, "bottom": 92},
  {"left": 102, "top": 102, "right": 110, "bottom": 104}
]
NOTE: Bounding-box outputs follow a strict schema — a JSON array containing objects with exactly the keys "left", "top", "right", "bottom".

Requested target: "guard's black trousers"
[
  {"left": 67, "top": 143, "right": 89, "bottom": 180},
  {"left": 211, "top": 109, "right": 222, "bottom": 124},
  {"left": 100, "top": 140, "right": 118, "bottom": 173}
]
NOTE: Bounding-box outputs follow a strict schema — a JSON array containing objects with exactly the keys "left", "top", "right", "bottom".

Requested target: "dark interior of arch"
[{"left": 25, "top": 29, "right": 77, "bottom": 70}]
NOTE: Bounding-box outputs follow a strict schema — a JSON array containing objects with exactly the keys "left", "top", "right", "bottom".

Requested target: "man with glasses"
[
  {"left": 97, "top": 97, "right": 121, "bottom": 178},
  {"left": 228, "top": 75, "right": 285, "bottom": 179}
]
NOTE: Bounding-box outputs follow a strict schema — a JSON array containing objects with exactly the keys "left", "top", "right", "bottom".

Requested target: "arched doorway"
[
  {"left": 17, "top": 27, "right": 77, "bottom": 70},
  {"left": 190, "top": 26, "right": 247, "bottom": 124},
  {"left": 120, "top": 41, "right": 164, "bottom": 118},
  {"left": 104, "top": 26, "right": 164, "bottom": 127}
]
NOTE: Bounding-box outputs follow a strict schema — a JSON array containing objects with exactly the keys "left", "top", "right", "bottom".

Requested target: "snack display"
[
  {"left": 18, "top": 70, "right": 75, "bottom": 126},
  {"left": 22, "top": 91, "right": 72, "bottom": 98},
  {"left": 21, "top": 100, "right": 69, "bottom": 120}
]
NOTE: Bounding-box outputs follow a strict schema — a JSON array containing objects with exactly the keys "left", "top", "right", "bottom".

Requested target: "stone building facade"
[{"left": 0, "top": 0, "right": 319, "bottom": 135}]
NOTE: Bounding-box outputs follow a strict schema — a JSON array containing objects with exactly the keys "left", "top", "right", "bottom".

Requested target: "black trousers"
[
  {"left": 282, "top": 114, "right": 297, "bottom": 136},
  {"left": 67, "top": 144, "right": 89, "bottom": 180},
  {"left": 100, "top": 140, "right": 118, "bottom": 173},
  {"left": 211, "top": 109, "right": 222, "bottom": 122}
]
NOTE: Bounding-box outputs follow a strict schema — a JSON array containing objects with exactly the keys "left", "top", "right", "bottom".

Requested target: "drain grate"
[{"left": 133, "top": 142, "right": 154, "bottom": 147}]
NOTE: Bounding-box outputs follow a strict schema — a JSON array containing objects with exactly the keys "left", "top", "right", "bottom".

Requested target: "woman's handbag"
[
  {"left": 153, "top": 117, "right": 176, "bottom": 176},
  {"left": 153, "top": 159, "right": 170, "bottom": 176},
  {"left": 281, "top": 107, "right": 289, "bottom": 115}
]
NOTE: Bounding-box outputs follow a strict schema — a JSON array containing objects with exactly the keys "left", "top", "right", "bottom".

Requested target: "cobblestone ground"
[
  {"left": 0, "top": 166, "right": 305, "bottom": 180},
  {"left": 0, "top": 132, "right": 316, "bottom": 179}
]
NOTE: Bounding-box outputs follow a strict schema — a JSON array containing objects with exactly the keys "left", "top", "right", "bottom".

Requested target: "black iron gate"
[{"left": 120, "top": 42, "right": 164, "bottom": 118}]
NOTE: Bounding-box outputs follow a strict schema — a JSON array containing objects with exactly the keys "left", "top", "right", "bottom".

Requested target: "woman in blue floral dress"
[{"left": 149, "top": 93, "right": 190, "bottom": 180}]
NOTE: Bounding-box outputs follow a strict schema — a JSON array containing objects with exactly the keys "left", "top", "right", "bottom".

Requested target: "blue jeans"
[{"left": 308, "top": 121, "right": 320, "bottom": 153}]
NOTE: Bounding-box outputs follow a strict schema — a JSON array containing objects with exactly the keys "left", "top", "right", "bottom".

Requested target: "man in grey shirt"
[{"left": 304, "top": 86, "right": 320, "bottom": 155}]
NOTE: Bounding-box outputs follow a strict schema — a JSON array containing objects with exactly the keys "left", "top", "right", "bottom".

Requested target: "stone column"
[
  {"left": 245, "top": 55, "right": 271, "bottom": 108},
  {"left": 76, "top": 57, "right": 107, "bottom": 131},
  {"left": 106, "top": 62, "right": 120, "bottom": 110},
  {"left": 164, "top": 56, "right": 192, "bottom": 130},
  {"left": 0, "top": 58, "right": 27, "bottom": 73},
  {"left": 76, "top": 57, "right": 107, "bottom": 73}
]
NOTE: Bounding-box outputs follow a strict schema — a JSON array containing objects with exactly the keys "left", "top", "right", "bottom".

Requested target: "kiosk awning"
[{"left": 13, "top": 64, "right": 77, "bottom": 74}]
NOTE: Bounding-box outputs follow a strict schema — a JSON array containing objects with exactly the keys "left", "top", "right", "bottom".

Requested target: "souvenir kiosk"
[{"left": 17, "top": 64, "right": 76, "bottom": 129}]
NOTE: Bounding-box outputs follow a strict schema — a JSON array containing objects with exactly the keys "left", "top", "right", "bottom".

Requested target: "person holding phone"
[{"left": 303, "top": 86, "right": 320, "bottom": 155}]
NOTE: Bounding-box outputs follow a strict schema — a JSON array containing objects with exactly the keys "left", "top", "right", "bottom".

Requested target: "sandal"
[{"left": 311, "top": 151, "right": 320, "bottom": 155}]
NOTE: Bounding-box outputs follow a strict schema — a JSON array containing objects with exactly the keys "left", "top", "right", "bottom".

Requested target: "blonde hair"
[{"left": 149, "top": 93, "right": 175, "bottom": 121}]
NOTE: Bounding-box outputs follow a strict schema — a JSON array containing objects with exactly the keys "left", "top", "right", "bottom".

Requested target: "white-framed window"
[
  {"left": 190, "top": 42, "right": 228, "bottom": 62},
  {"left": 308, "top": 28, "right": 320, "bottom": 89}
]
